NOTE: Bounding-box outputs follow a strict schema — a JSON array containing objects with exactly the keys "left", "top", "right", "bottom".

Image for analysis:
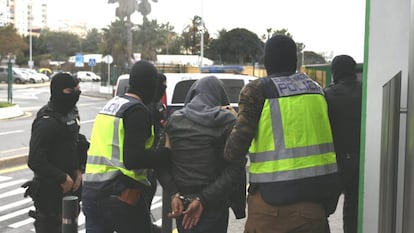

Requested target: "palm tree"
[
  {"left": 101, "top": 21, "right": 130, "bottom": 74},
  {"left": 135, "top": 18, "right": 165, "bottom": 61},
  {"left": 108, "top": 0, "right": 158, "bottom": 67}
]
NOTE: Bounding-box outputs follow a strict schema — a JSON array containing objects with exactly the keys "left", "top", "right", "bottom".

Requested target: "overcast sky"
[{"left": 46, "top": 0, "right": 366, "bottom": 62}]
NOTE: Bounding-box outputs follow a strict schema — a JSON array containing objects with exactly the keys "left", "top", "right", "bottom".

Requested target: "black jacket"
[
  {"left": 157, "top": 76, "right": 247, "bottom": 218},
  {"left": 28, "top": 102, "right": 86, "bottom": 184},
  {"left": 27, "top": 102, "right": 88, "bottom": 211},
  {"left": 157, "top": 112, "right": 246, "bottom": 218},
  {"left": 324, "top": 78, "right": 362, "bottom": 156}
]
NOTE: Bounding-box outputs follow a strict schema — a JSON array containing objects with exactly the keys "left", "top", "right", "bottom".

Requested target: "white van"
[
  {"left": 76, "top": 71, "right": 101, "bottom": 82},
  {"left": 113, "top": 73, "right": 257, "bottom": 117}
]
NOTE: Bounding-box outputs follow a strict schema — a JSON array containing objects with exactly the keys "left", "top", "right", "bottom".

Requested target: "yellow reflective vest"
[
  {"left": 248, "top": 73, "right": 338, "bottom": 184},
  {"left": 84, "top": 96, "right": 154, "bottom": 186}
]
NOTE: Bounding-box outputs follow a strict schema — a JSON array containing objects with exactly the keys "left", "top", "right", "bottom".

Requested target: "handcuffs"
[{"left": 172, "top": 193, "right": 201, "bottom": 207}]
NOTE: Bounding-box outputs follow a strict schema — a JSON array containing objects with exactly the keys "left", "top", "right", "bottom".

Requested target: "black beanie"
[
  {"left": 264, "top": 35, "right": 297, "bottom": 75},
  {"left": 127, "top": 60, "right": 158, "bottom": 104},
  {"left": 331, "top": 55, "right": 356, "bottom": 83}
]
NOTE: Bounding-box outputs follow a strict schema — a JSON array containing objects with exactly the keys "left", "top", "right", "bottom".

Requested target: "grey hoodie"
[{"left": 178, "top": 75, "right": 235, "bottom": 127}]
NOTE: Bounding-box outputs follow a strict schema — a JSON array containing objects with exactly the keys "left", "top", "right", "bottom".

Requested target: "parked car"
[
  {"left": 76, "top": 71, "right": 101, "bottom": 82},
  {"left": 113, "top": 73, "right": 257, "bottom": 117},
  {"left": 20, "top": 69, "right": 44, "bottom": 83},
  {"left": 0, "top": 66, "right": 29, "bottom": 84},
  {"left": 22, "top": 68, "right": 49, "bottom": 82}
]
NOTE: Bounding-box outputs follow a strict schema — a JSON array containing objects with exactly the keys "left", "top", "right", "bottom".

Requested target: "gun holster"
[{"left": 21, "top": 179, "right": 39, "bottom": 199}]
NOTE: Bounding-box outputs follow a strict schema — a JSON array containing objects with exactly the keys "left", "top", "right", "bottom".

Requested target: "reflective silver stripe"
[
  {"left": 84, "top": 155, "right": 149, "bottom": 184},
  {"left": 84, "top": 170, "right": 120, "bottom": 182},
  {"left": 271, "top": 73, "right": 323, "bottom": 97},
  {"left": 112, "top": 117, "right": 121, "bottom": 161},
  {"left": 87, "top": 154, "right": 124, "bottom": 168},
  {"left": 250, "top": 163, "right": 338, "bottom": 183},
  {"left": 249, "top": 143, "right": 335, "bottom": 163}
]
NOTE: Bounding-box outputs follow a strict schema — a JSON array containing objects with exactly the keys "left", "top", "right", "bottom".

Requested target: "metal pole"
[
  {"left": 61, "top": 196, "right": 78, "bottom": 233},
  {"left": 7, "top": 59, "right": 12, "bottom": 104},
  {"left": 107, "top": 63, "right": 110, "bottom": 87},
  {"left": 28, "top": 0, "right": 33, "bottom": 69},
  {"left": 199, "top": 0, "right": 204, "bottom": 67},
  {"left": 127, "top": 16, "right": 132, "bottom": 69},
  {"left": 161, "top": 189, "right": 172, "bottom": 233}
]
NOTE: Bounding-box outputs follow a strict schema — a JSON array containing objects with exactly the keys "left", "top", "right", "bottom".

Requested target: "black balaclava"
[
  {"left": 331, "top": 55, "right": 357, "bottom": 83},
  {"left": 153, "top": 73, "right": 167, "bottom": 103},
  {"left": 127, "top": 60, "right": 158, "bottom": 105},
  {"left": 50, "top": 72, "right": 80, "bottom": 114},
  {"left": 264, "top": 35, "right": 297, "bottom": 75}
]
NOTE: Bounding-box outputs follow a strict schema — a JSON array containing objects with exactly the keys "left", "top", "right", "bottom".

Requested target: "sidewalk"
[{"left": 0, "top": 82, "right": 50, "bottom": 120}]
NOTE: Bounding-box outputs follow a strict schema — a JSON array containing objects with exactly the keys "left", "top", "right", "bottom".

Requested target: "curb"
[
  {"left": 0, "top": 104, "right": 24, "bottom": 120},
  {"left": 82, "top": 91, "right": 112, "bottom": 100},
  {"left": 0, "top": 154, "right": 27, "bottom": 169}
]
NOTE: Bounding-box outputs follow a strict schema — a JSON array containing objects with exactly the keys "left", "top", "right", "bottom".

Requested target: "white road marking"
[
  {"left": 0, "top": 130, "right": 24, "bottom": 136},
  {"left": 0, "top": 206, "right": 32, "bottom": 222},
  {"left": 0, "top": 179, "right": 28, "bottom": 189},
  {"left": 0, "top": 198, "right": 32, "bottom": 212},
  {"left": 0, "top": 188, "right": 25, "bottom": 199}
]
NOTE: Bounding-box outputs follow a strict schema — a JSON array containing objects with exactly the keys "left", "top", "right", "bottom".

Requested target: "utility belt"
[{"left": 28, "top": 209, "right": 60, "bottom": 221}]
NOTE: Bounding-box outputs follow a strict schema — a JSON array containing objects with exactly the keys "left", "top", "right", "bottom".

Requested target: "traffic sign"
[
  {"left": 75, "top": 53, "right": 84, "bottom": 67},
  {"left": 88, "top": 58, "right": 96, "bottom": 67},
  {"left": 102, "top": 55, "right": 113, "bottom": 64}
]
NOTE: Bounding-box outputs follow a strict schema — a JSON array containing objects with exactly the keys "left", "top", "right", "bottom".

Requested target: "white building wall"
[
  {"left": 30, "top": 0, "right": 46, "bottom": 29},
  {"left": 13, "top": 0, "right": 29, "bottom": 36},
  {"left": 363, "top": 0, "right": 410, "bottom": 232},
  {"left": 0, "top": 3, "right": 9, "bottom": 27}
]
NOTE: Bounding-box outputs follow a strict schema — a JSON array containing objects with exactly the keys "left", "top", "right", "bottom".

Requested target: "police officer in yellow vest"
[
  {"left": 82, "top": 60, "right": 171, "bottom": 233},
  {"left": 224, "top": 35, "right": 341, "bottom": 233}
]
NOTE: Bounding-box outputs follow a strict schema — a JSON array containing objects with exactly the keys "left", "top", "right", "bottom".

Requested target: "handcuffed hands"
[
  {"left": 182, "top": 197, "right": 203, "bottom": 230},
  {"left": 168, "top": 193, "right": 184, "bottom": 218}
]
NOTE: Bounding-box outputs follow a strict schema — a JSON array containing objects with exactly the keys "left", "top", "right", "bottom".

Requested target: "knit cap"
[
  {"left": 128, "top": 60, "right": 158, "bottom": 104},
  {"left": 264, "top": 35, "right": 297, "bottom": 75}
]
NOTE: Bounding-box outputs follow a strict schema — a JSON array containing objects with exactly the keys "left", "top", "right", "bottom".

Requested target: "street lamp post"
[
  {"left": 199, "top": 0, "right": 204, "bottom": 67},
  {"left": 200, "top": 23, "right": 204, "bottom": 67},
  {"left": 7, "top": 54, "right": 14, "bottom": 104},
  {"left": 28, "top": 0, "right": 33, "bottom": 69}
]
